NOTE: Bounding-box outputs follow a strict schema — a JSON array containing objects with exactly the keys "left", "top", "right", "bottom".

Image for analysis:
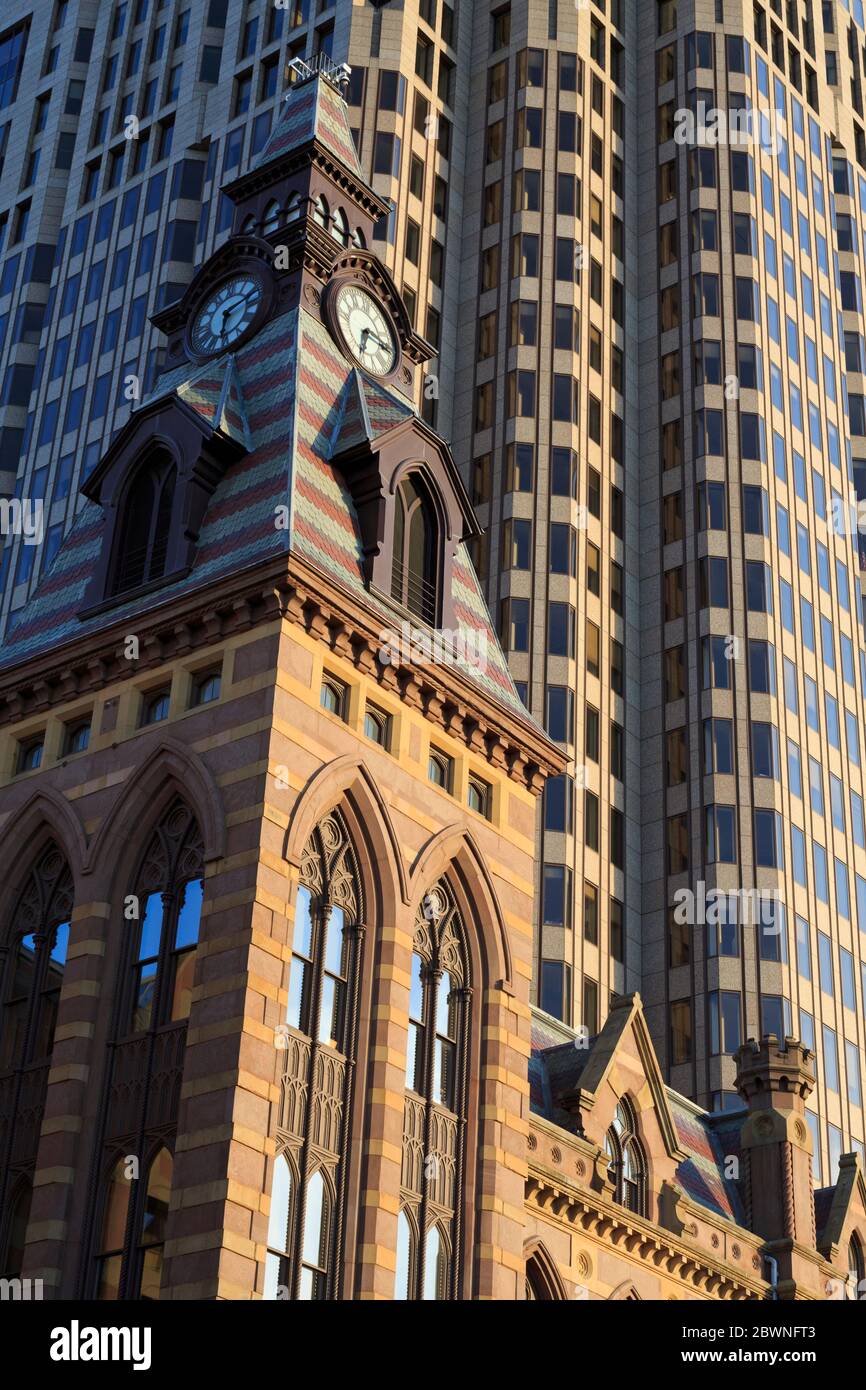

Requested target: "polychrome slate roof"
[
  {"left": 1, "top": 306, "right": 526, "bottom": 720},
  {"left": 670, "top": 1095, "right": 744, "bottom": 1224},
  {"left": 1, "top": 312, "right": 298, "bottom": 668},
  {"left": 530, "top": 1010, "right": 744, "bottom": 1224},
  {"left": 253, "top": 73, "right": 363, "bottom": 180}
]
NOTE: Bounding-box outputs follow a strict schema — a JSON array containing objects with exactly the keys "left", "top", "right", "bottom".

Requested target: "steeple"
[
  {"left": 153, "top": 57, "right": 432, "bottom": 389},
  {"left": 222, "top": 55, "right": 388, "bottom": 264}
]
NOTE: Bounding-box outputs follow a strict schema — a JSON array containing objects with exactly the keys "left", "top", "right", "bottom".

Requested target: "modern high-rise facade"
[{"left": 1, "top": 0, "right": 866, "bottom": 1195}]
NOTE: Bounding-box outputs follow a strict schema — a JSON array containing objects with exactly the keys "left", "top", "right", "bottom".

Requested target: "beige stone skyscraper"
[{"left": 1, "top": 0, "right": 865, "bottom": 1195}]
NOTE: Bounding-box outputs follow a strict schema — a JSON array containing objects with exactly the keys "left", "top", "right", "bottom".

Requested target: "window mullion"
[
  {"left": 152, "top": 890, "right": 177, "bottom": 1029},
  {"left": 416, "top": 963, "right": 441, "bottom": 1300},
  {"left": 20, "top": 924, "right": 52, "bottom": 1067},
  {"left": 329, "top": 917, "right": 365, "bottom": 1299},
  {"left": 291, "top": 900, "right": 330, "bottom": 1300}
]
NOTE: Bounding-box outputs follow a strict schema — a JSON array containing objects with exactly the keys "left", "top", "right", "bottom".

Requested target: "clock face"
[
  {"left": 335, "top": 285, "right": 398, "bottom": 376},
  {"left": 190, "top": 276, "right": 264, "bottom": 355}
]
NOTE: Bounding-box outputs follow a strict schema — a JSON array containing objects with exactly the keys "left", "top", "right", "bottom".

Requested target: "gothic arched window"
[
  {"left": 525, "top": 1245, "right": 567, "bottom": 1300},
  {"left": 0, "top": 843, "right": 72, "bottom": 1074},
  {"left": 848, "top": 1233, "right": 865, "bottom": 1299},
  {"left": 114, "top": 449, "right": 176, "bottom": 595},
  {"left": 95, "top": 1146, "right": 174, "bottom": 1300},
  {"left": 604, "top": 1097, "right": 647, "bottom": 1216},
  {"left": 0, "top": 843, "right": 72, "bottom": 1278},
  {"left": 90, "top": 799, "right": 203, "bottom": 1300},
  {"left": 313, "top": 194, "right": 329, "bottom": 229},
  {"left": 391, "top": 474, "right": 439, "bottom": 625},
  {"left": 1, "top": 1179, "right": 32, "bottom": 1278},
  {"left": 285, "top": 191, "right": 302, "bottom": 223},
  {"left": 398, "top": 880, "right": 470, "bottom": 1300},
  {"left": 265, "top": 809, "right": 364, "bottom": 1301},
  {"left": 127, "top": 803, "right": 203, "bottom": 1035}
]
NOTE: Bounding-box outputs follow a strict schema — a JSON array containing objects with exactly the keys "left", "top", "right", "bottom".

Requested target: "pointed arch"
[
  {"left": 85, "top": 737, "right": 225, "bottom": 878},
  {"left": 523, "top": 1238, "right": 568, "bottom": 1300},
  {"left": 284, "top": 754, "right": 408, "bottom": 907},
  {"left": 408, "top": 825, "right": 513, "bottom": 991},
  {"left": 0, "top": 788, "right": 86, "bottom": 916},
  {"left": 389, "top": 458, "right": 455, "bottom": 543},
  {"left": 609, "top": 1280, "right": 642, "bottom": 1300}
]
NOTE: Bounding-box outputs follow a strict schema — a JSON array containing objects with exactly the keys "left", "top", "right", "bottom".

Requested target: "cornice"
[
  {"left": 222, "top": 143, "right": 389, "bottom": 222},
  {"left": 279, "top": 551, "right": 566, "bottom": 789},
  {"left": 526, "top": 1166, "right": 767, "bottom": 1301},
  {"left": 0, "top": 551, "right": 565, "bottom": 792}
]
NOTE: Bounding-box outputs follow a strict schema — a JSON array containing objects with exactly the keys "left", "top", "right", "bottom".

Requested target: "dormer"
[
  {"left": 328, "top": 377, "right": 481, "bottom": 634},
  {"left": 77, "top": 386, "right": 248, "bottom": 617}
]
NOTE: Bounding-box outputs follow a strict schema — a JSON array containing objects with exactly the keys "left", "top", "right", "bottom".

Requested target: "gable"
[{"left": 530, "top": 1000, "right": 745, "bottom": 1224}]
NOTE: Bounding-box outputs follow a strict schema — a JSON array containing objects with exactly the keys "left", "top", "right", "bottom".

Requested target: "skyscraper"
[{"left": 1, "top": 0, "right": 866, "bottom": 1197}]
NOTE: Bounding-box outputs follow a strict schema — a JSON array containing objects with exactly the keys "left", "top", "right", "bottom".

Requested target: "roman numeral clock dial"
[
  {"left": 335, "top": 285, "right": 398, "bottom": 377},
  {"left": 189, "top": 276, "right": 264, "bottom": 356}
]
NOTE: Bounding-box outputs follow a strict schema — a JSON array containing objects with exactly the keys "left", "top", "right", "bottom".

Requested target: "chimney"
[{"left": 733, "top": 1035, "right": 816, "bottom": 1250}]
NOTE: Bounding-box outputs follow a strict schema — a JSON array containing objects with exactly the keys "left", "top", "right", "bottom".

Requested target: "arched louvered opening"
[
  {"left": 313, "top": 194, "right": 329, "bottom": 229},
  {"left": 331, "top": 207, "right": 350, "bottom": 246},
  {"left": 262, "top": 199, "right": 281, "bottom": 235},
  {"left": 264, "top": 808, "right": 365, "bottom": 1300},
  {"left": 391, "top": 473, "right": 440, "bottom": 625},
  {"left": 114, "top": 449, "right": 176, "bottom": 594}
]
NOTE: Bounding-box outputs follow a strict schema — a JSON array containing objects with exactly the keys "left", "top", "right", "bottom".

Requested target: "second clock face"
[
  {"left": 335, "top": 285, "right": 398, "bottom": 376},
  {"left": 190, "top": 276, "right": 264, "bottom": 356}
]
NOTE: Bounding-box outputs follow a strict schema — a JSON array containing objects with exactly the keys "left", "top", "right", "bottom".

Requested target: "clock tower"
[{"left": 152, "top": 55, "right": 433, "bottom": 403}]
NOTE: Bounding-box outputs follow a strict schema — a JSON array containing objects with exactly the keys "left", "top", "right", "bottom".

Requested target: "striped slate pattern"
[
  {"left": 0, "top": 313, "right": 297, "bottom": 668},
  {"left": 328, "top": 372, "right": 371, "bottom": 457},
  {"left": 292, "top": 313, "right": 526, "bottom": 716},
  {"left": 669, "top": 1094, "right": 744, "bottom": 1223},
  {"left": 529, "top": 1018, "right": 744, "bottom": 1223},
  {"left": 253, "top": 74, "right": 363, "bottom": 180},
  {"left": 177, "top": 356, "right": 253, "bottom": 453},
  {"left": 358, "top": 376, "right": 414, "bottom": 438},
  {"left": 2, "top": 298, "right": 525, "bottom": 724}
]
